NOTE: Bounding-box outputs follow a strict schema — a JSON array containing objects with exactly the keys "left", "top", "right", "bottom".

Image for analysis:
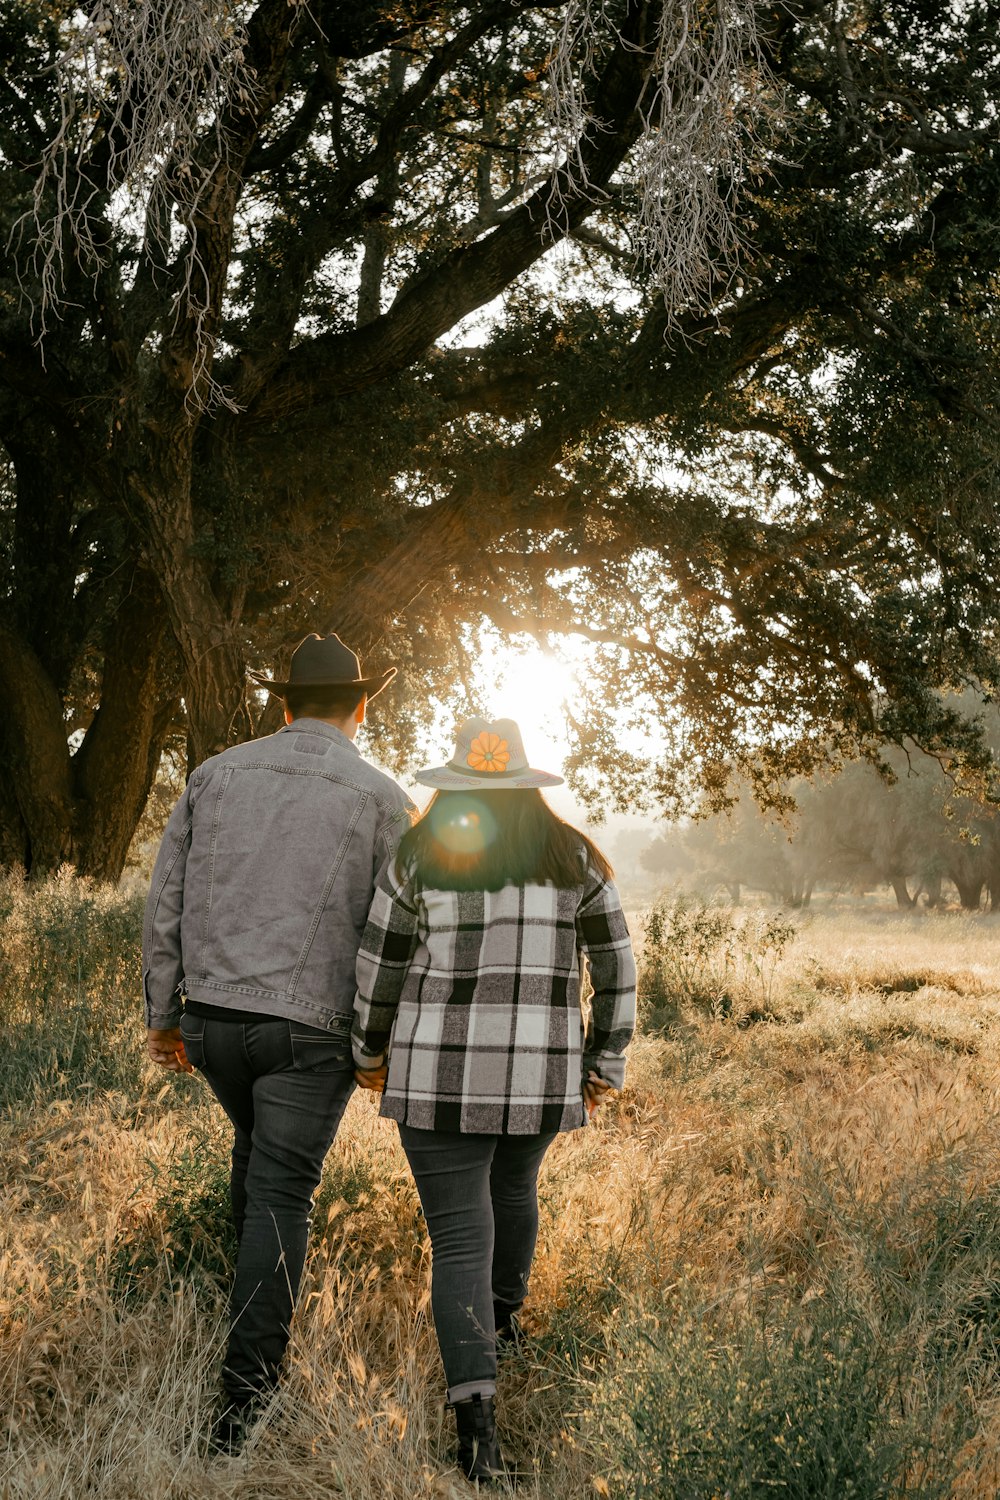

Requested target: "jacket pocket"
[
  {"left": 290, "top": 1024, "right": 353, "bottom": 1073},
  {"left": 179, "top": 1013, "right": 208, "bottom": 1070}
]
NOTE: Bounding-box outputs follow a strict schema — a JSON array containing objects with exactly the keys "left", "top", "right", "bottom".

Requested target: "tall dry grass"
[{"left": 3, "top": 874, "right": 1000, "bottom": 1497}]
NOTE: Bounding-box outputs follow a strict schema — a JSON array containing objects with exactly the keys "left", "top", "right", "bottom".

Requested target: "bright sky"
[
  {"left": 394, "top": 640, "right": 582, "bottom": 812},
  {"left": 480, "top": 641, "right": 583, "bottom": 817},
  {"left": 394, "top": 635, "right": 655, "bottom": 844}
]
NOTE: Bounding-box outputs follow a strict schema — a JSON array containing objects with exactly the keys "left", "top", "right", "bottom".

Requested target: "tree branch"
[{"left": 251, "top": 5, "right": 653, "bottom": 421}]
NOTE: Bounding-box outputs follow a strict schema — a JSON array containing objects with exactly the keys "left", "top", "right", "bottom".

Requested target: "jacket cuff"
[
  {"left": 350, "top": 1038, "right": 386, "bottom": 1074},
  {"left": 352, "top": 1043, "right": 387, "bottom": 1070},
  {"left": 144, "top": 972, "right": 182, "bottom": 1031},
  {"left": 146, "top": 1006, "right": 183, "bottom": 1031},
  {"left": 582, "top": 1052, "right": 626, "bottom": 1090}
]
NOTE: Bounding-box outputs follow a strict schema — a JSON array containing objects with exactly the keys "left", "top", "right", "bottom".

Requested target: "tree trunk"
[
  {"left": 0, "top": 579, "right": 177, "bottom": 881},
  {"left": 985, "top": 841, "right": 1000, "bottom": 913},
  {"left": 0, "top": 729, "right": 30, "bottom": 869},
  {"left": 0, "top": 621, "right": 76, "bottom": 874},
  {"left": 72, "top": 570, "right": 178, "bottom": 880},
  {"left": 7, "top": 428, "right": 79, "bottom": 692},
  {"left": 953, "top": 877, "right": 983, "bottom": 912},
  {"left": 129, "top": 429, "right": 250, "bottom": 768}
]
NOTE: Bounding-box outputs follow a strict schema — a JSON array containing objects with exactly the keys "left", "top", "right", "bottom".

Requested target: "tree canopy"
[{"left": 1, "top": 0, "right": 999, "bottom": 878}]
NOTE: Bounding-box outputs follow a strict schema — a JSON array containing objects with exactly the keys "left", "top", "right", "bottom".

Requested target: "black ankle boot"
[
  {"left": 494, "top": 1311, "right": 523, "bottom": 1359},
  {"left": 452, "top": 1393, "right": 513, "bottom": 1484},
  {"left": 207, "top": 1390, "right": 268, "bottom": 1457},
  {"left": 494, "top": 1300, "right": 518, "bottom": 1340},
  {"left": 208, "top": 1399, "right": 257, "bottom": 1457}
]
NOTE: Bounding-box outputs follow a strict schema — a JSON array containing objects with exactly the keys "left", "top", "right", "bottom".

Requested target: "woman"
[{"left": 352, "top": 717, "right": 636, "bottom": 1484}]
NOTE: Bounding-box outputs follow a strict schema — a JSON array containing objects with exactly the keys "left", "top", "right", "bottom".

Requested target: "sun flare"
[
  {"left": 487, "top": 644, "right": 581, "bottom": 782},
  {"left": 401, "top": 640, "right": 585, "bottom": 814}
]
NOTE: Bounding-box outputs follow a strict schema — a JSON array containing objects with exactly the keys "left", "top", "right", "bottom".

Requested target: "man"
[{"left": 143, "top": 633, "right": 413, "bottom": 1452}]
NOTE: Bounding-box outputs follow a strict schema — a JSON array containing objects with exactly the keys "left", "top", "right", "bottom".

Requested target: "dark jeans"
[
  {"left": 398, "top": 1124, "right": 558, "bottom": 1401},
  {"left": 179, "top": 1012, "right": 355, "bottom": 1402}
]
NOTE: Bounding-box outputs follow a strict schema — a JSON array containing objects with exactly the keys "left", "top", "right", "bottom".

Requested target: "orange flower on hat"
[{"left": 467, "top": 732, "right": 511, "bottom": 773}]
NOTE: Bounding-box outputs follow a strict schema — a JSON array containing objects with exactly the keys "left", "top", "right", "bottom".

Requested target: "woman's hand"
[
  {"left": 583, "top": 1069, "right": 613, "bottom": 1116},
  {"left": 355, "top": 1062, "right": 388, "bottom": 1091}
]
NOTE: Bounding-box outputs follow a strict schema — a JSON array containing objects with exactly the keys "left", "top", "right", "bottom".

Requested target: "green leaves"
[{"left": 2, "top": 1, "right": 1000, "bottom": 871}]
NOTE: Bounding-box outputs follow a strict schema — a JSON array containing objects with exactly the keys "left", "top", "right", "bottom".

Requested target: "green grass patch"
[{"left": 591, "top": 1287, "right": 957, "bottom": 1499}]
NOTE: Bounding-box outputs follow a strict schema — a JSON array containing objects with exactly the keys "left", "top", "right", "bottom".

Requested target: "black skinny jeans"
[
  {"left": 179, "top": 1012, "right": 355, "bottom": 1403},
  {"left": 398, "top": 1124, "right": 558, "bottom": 1401}
]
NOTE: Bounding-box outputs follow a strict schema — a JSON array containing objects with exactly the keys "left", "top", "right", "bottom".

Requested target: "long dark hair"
[{"left": 397, "top": 789, "right": 613, "bottom": 892}]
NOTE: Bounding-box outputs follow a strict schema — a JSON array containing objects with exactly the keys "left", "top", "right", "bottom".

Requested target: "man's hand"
[
  {"left": 147, "top": 1027, "right": 194, "bottom": 1074},
  {"left": 583, "top": 1070, "right": 613, "bottom": 1117},
  {"left": 354, "top": 1062, "right": 388, "bottom": 1092}
]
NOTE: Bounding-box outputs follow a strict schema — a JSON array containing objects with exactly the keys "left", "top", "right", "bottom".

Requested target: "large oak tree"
[{"left": 1, "top": 0, "right": 998, "bottom": 878}]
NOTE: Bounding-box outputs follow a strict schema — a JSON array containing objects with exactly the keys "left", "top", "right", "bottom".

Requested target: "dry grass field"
[{"left": 4, "top": 875, "right": 1000, "bottom": 1498}]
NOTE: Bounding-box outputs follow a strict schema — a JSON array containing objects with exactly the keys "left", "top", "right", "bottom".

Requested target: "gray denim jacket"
[{"left": 142, "top": 719, "right": 414, "bottom": 1032}]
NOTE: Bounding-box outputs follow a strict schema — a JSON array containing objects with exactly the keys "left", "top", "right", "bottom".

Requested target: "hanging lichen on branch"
[
  {"left": 17, "top": 0, "right": 772, "bottom": 402},
  {"left": 15, "top": 0, "right": 255, "bottom": 407},
  {"left": 546, "top": 0, "right": 772, "bottom": 315}
]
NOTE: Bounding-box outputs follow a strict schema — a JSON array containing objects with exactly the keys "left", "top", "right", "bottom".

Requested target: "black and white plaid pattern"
[{"left": 352, "top": 861, "right": 636, "bottom": 1134}]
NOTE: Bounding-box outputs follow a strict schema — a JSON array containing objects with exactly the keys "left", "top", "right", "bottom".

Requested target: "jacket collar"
[{"left": 278, "top": 718, "right": 361, "bottom": 755}]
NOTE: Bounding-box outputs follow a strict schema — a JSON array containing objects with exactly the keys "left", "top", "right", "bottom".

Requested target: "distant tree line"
[{"left": 640, "top": 702, "right": 1000, "bottom": 912}]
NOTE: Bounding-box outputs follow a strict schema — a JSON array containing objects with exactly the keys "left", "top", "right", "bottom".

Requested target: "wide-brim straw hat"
[
  {"left": 248, "top": 632, "right": 396, "bottom": 699},
  {"left": 415, "top": 717, "right": 563, "bottom": 791}
]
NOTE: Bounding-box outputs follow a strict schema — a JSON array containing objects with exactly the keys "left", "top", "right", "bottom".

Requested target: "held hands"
[
  {"left": 355, "top": 1062, "right": 388, "bottom": 1092},
  {"left": 146, "top": 1027, "right": 194, "bottom": 1074},
  {"left": 583, "top": 1070, "right": 613, "bottom": 1117}
]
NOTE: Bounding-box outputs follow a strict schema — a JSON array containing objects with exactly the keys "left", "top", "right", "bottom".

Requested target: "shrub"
[
  {"left": 590, "top": 1288, "right": 956, "bottom": 1499},
  {"left": 0, "top": 869, "right": 146, "bottom": 1107},
  {"left": 111, "top": 1129, "right": 236, "bottom": 1297},
  {"left": 639, "top": 891, "right": 795, "bottom": 1028}
]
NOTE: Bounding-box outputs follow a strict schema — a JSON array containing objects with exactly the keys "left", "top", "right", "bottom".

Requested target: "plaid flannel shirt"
[{"left": 352, "top": 858, "right": 636, "bottom": 1134}]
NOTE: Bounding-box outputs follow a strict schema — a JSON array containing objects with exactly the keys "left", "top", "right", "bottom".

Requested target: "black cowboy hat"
[{"left": 248, "top": 633, "right": 397, "bottom": 699}]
